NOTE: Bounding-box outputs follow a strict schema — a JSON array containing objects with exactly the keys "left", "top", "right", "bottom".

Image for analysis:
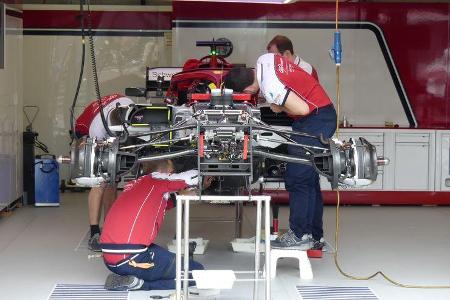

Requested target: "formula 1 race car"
[{"left": 67, "top": 40, "right": 387, "bottom": 194}]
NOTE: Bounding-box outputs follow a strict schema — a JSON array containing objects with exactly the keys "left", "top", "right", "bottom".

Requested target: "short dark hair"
[
  {"left": 223, "top": 67, "right": 255, "bottom": 92},
  {"left": 267, "top": 35, "right": 294, "bottom": 55},
  {"left": 141, "top": 159, "right": 172, "bottom": 174}
]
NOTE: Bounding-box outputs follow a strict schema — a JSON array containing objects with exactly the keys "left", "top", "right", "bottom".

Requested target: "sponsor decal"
[
  {"left": 148, "top": 68, "right": 183, "bottom": 81},
  {"left": 134, "top": 115, "right": 144, "bottom": 121},
  {"left": 277, "top": 62, "right": 284, "bottom": 74}
]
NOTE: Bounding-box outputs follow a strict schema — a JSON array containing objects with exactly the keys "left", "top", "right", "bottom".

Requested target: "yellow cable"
[
  {"left": 335, "top": 0, "right": 339, "bottom": 31},
  {"left": 332, "top": 0, "right": 450, "bottom": 289}
]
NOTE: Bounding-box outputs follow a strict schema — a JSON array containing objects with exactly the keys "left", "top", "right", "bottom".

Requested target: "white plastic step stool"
[{"left": 270, "top": 249, "right": 313, "bottom": 279}]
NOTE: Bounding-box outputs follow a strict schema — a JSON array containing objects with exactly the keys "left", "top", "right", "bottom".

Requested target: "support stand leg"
[
  {"left": 235, "top": 201, "right": 243, "bottom": 238},
  {"left": 253, "top": 200, "right": 262, "bottom": 300},
  {"left": 183, "top": 200, "right": 190, "bottom": 299},
  {"left": 265, "top": 199, "right": 271, "bottom": 299},
  {"left": 176, "top": 198, "right": 182, "bottom": 300},
  {"left": 271, "top": 204, "right": 279, "bottom": 235}
]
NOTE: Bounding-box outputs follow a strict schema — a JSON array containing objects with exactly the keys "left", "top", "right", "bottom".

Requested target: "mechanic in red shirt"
[
  {"left": 75, "top": 94, "right": 134, "bottom": 252},
  {"left": 100, "top": 160, "right": 209, "bottom": 291},
  {"left": 224, "top": 53, "right": 336, "bottom": 250}
]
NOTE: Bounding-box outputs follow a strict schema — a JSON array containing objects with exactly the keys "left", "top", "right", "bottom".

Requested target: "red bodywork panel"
[
  {"left": 166, "top": 68, "right": 228, "bottom": 104},
  {"left": 166, "top": 61, "right": 258, "bottom": 106},
  {"left": 190, "top": 93, "right": 257, "bottom": 106}
]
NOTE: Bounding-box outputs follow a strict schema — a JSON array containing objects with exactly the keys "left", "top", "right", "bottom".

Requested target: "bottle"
[{"left": 342, "top": 116, "right": 348, "bottom": 127}]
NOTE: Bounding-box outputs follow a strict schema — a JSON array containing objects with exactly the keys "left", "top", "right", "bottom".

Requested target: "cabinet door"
[
  {"left": 437, "top": 133, "right": 450, "bottom": 191},
  {"left": 394, "top": 143, "right": 429, "bottom": 190},
  {"left": 0, "top": 155, "right": 13, "bottom": 209}
]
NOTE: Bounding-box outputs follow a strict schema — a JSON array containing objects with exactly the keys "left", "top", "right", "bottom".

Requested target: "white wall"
[
  {"left": 23, "top": 34, "right": 172, "bottom": 179},
  {"left": 0, "top": 8, "right": 23, "bottom": 209},
  {"left": 173, "top": 22, "right": 411, "bottom": 128}
]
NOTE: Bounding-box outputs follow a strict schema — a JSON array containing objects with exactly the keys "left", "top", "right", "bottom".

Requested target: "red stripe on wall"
[
  {"left": 173, "top": 1, "right": 335, "bottom": 21},
  {"left": 260, "top": 189, "right": 450, "bottom": 206},
  {"left": 322, "top": 191, "right": 450, "bottom": 206},
  {"left": 23, "top": 10, "right": 172, "bottom": 30},
  {"left": 173, "top": 1, "right": 450, "bottom": 129}
]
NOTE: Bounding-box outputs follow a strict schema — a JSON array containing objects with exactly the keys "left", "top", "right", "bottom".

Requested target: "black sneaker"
[
  {"left": 104, "top": 273, "right": 144, "bottom": 291},
  {"left": 88, "top": 233, "right": 101, "bottom": 252}
]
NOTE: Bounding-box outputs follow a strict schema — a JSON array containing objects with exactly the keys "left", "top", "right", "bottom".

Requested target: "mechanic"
[
  {"left": 267, "top": 35, "right": 319, "bottom": 81},
  {"left": 75, "top": 94, "right": 134, "bottom": 251},
  {"left": 224, "top": 53, "right": 336, "bottom": 250},
  {"left": 99, "top": 159, "right": 211, "bottom": 291}
]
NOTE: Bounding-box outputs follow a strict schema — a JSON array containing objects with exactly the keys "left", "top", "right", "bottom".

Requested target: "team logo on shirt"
[
  {"left": 277, "top": 57, "right": 294, "bottom": 74},
  {"left": 277, "top": 62, "right": 285, "bottom": 74},
  {"left": 287, "top": 63, "right": 294, "bottom": 73}
]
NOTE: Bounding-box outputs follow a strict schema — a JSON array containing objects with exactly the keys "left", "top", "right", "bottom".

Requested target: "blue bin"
[{"left": 35, "top": 155, "right": 60, "bottom": 206}]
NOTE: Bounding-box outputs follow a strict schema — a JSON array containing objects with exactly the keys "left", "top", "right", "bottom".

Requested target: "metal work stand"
[{"left": 175, "top": 195, "right": 272, "bottom": 300}]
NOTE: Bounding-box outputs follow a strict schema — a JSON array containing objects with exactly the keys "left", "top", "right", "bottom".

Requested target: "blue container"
[{"left": 35, "top": 155, "right": 60, "bottom": 206}]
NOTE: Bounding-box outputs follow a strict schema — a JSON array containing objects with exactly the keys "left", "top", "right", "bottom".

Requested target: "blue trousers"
[
  {"left": 284, "top": 105, "right": 337, "bottom": 240},
  {"left": 106, "top": 244, "right": 204, "bottom": 290}
]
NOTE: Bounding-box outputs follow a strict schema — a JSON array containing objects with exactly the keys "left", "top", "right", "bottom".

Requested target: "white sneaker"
[{"left": 271, "top": 230, "right": 313, "bottom": 250}]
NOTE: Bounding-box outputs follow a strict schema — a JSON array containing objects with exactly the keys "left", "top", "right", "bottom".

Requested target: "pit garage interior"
[{"left": 1, "top": 0, "right": 450, "bottom": 299}]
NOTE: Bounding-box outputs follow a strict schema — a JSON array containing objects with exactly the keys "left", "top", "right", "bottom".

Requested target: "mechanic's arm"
[
  {"left": 269, "top": 92, "right": 309, "bottom": 116},
  {"left": 258, "top": 63, "right": 310, "bottom": 116},
  {"left": 176, "top": 176, "right": 214, "bottom": 196},
  {"left": 283, "top": 92, "right": 310, "bottom": 115},
  {"left": 152, "top": 169, "right": 199, "bottom": 192}
]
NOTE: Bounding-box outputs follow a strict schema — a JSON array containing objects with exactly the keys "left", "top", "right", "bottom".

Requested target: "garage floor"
[{"left": 1, "top": 192, "right": 450, "bottom": 300}]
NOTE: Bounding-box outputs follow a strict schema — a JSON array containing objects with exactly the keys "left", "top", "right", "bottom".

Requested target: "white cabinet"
[
  {"left": 436, "top": 131, "right": 450, "bottom": 191},
  {"left": 393, "top": 131, "right": 435, "bottom": 191},
  {"left": 394, "top": 143, "right": 429, "bottom": 190},
  {"left": 320, "top": 129, "right": 437, "bottom": 192}
]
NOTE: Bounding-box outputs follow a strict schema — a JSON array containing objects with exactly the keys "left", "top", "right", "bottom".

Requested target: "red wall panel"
[{"left": 23, "top": 10, "right": 172, "bottom": 31}]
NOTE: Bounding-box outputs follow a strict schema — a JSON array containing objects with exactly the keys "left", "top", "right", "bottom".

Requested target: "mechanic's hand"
[
  {"left": 257, "top": 95, "right": 267, "bottom": 104},
  {"left": 203, "top": 176, "right": 215, "bottom": 189},
  {"left": 178, "top": 188, "right": 197, "bottom": 196},
  {"left": 270, "top": 104, "right": 284, "bottom": 113}
]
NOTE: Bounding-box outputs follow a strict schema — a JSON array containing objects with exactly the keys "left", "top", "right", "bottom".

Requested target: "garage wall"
[
  {"left": 173, "top": 24, "right": 411, "bottom": 128},
  {"left": 22, "top": 5, "right": 172, "bottom": 179},
  {"left": 0, "top": 5, "right": 23, "bottom": 209},
  {"left": 21, "top": 2, "right": 450, "bottom": 182},
  {"left": 173, "top": 1, "right": 450, "bottom": 129}
]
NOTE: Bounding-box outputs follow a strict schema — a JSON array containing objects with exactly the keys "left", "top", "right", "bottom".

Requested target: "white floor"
[{"left": 1, "top": 193, "right": 450, "bottom": 300}]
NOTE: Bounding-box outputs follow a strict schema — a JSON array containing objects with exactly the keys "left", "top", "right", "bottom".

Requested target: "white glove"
[
  {"left": 341, "top": 178, "right": 373, "bottom": 187},
  {"left": 74, "top": 177, "right": 105, "bottom": 187}
]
